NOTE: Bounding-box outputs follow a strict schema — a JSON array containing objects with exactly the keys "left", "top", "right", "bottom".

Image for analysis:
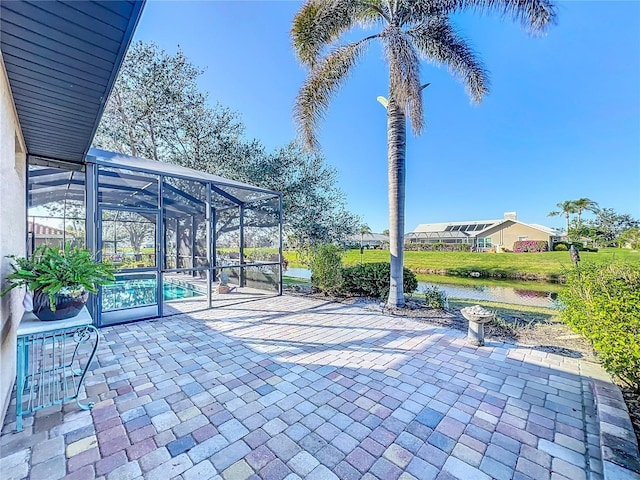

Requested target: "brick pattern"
[
  {"left": 1, "top": 295, "right": 632, "bottom": 479},
  {"left": 590, "top": 378, "right": 640, "bottom": 480}
]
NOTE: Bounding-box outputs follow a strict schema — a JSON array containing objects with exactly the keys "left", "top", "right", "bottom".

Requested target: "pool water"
[
  {"left": 102, "top": 278, "right": 203, "bottom": 311},
  {"left": 163, "top": 282, "right": 202, "bottom": 301}
]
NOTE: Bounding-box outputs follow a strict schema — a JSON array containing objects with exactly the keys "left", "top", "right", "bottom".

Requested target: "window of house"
[
  {"left": 519, "top": 236, "right": 528, "bottom": 241},
  {"left": 477, "top": 237, "right": 493, "bottom": 248}
]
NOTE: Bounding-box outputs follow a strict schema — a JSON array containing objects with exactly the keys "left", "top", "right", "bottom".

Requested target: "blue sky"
[{"left": 133, "top": 1, "right": 640, "bottom": 233}]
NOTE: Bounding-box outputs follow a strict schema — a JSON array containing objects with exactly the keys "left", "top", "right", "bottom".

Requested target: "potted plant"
[{"left": 1, "top": 244, "right": 115, "bottom": 321}]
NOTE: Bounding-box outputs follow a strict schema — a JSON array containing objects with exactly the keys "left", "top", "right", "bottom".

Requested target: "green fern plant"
[{"left": 1, "top": 244, "right": 115, "bottom": 311}]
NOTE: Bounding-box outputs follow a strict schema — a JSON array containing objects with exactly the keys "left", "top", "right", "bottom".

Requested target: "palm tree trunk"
[
  {"left": 577, "top": 209, "right": 582, "bottom": 229},
  {"left": 386, "top": 98, "right": 406, "bottom": 308}
]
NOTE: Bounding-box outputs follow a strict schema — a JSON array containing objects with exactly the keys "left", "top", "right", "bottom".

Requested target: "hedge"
[
  {"left": 553, "top": 241, "right": 598, "bottom": 252},
  {"left": 309, "top": 247, "right": 418, "bottom": 300},
  {"left": 513, "top": 240, "right": 549, "bottom": 253},
  {"left": 309, "top": 244, "right": 344, "bottom": 295},
  {"left": 404, "top": 242, "right": 471, "bottom": 252},
  {"left": 341, "top": 263, "right": 418, "bottom": 299},
  {"left": 559, "top": 262, "right": 640, "bottom": 390}
]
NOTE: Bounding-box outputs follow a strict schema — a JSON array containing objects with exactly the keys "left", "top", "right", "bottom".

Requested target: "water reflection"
[
  {"left": 418, "top": 282, "right": 558, "bottom": 308},
  {"left": 284, "top": 267, "right": 558, "bottom": 308},
  {"left": 283, "top": 267, "right": 311, "bottom": 279}
]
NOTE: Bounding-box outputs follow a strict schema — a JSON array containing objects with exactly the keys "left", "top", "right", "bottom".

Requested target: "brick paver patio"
[{"left": 0, "top": 295, "right": 611, "bottom": 479}]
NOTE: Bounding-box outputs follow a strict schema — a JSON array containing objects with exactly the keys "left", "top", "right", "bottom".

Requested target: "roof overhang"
[
  {"left": 477, "top": 219, "right": 558, "bottom": 237},
  {"left": 0, "top": 0, "right": 145, "bottom": 163}
]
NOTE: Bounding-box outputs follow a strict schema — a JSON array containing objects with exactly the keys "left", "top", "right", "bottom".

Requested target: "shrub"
[
  {"left": 559, "top": 262, "right": 640, "bottom": 390},
  {"left": 341, "top": 263, "right": 417, "bottom": 299},
  {"left": 423, "top": 285, "right": 448, "bottom": 309},
  {"left": 553, "top": 241, "right": 597, "bottom": 252},
  {"left": 512, "top": 240, "right": 549, "bottom": 253},
  {"left": 309, "top": 244, "right": 344, "bottom": 294},
  {"left": 619, "top": 227, "right": 640, "bottom": 250},
  {"left": 404, "top": 243, "right": 471, "bottom": 252}
]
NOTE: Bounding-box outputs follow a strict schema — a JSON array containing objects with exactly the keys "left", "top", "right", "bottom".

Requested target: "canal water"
[
  {"left": 283, "top": 267, "right": 560, "bottom": 309},
  {"left": 283, "top": 267, "right": 313, "bottom": 279},
  {"left": 417, "top": 279, "right": 559, "bottom": 308}
]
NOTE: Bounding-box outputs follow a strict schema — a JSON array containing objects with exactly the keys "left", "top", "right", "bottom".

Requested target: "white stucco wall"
[{"left": 0, "top": 55, "right": 26, "bottom": 424}]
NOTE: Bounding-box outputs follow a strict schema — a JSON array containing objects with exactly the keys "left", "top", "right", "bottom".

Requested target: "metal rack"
[{"left": 15, "top": 308, "right": 99, "bottom": 432}]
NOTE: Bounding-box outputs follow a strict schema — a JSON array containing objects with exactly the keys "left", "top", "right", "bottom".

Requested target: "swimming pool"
[{"left": 102, "top": 278, "right": 203, "bottom": 311}]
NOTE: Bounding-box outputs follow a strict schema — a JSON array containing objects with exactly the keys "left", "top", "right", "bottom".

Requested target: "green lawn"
[
  {"left": 283, "top": 275, "right": 310, "bottom": 286},
  {"left": 447, "top": 299, "right": 559, "bottom": 325},
  {"left": 285, "top": 248, "right": 639, "bottom": 281}
]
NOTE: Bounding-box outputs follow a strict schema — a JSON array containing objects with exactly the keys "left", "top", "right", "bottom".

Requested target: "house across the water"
[
  {"left": 405, "top": 212, "right": 563, "bottom": 251},
  {"left": 348, "top": 233, "right": 389, "bottom": 249}
]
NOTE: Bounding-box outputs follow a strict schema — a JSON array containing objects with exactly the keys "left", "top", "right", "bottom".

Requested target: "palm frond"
[
  {"left": 292, "top": 0, "right": 382, "bottom": 68},
  {"left": 409, "top": 17, "right": 489, "bottom": 104},
  {"left": 358, "top": 0, "right": 392, "bottom": 24},
  {"left": 450, "top": 0, "right": 557, "bottom": 34},
  {"left": 294, "top": 38, "right": 372, "bottom": 150},
  {"left": 381, "top": 27, "right": 424, "bottom": 134},
  {"left": 395, "top": 0, "right": 556, "bottom": 34},
  {"left": 394, "top": 0, "right": 447, "bottom": 25}
]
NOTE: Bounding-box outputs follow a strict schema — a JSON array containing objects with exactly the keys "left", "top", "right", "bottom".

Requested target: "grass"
[
  {"left": 286, "top": 247, "right": 640, "bottom": 279},
  {"left": 447, "top": 298, "right": 559, "bottom": 324},
  {"left": 286, "top": 248, "right": 640, "bottom": 280},
  {"left": 185, "top": 247, "right": 637, "bottom": 282},
  {"left": 329, "top": 248, "right": 639, "bottom": 281},
  {"left": 283, "top": 275, "right": 310, "bottom": 286}
]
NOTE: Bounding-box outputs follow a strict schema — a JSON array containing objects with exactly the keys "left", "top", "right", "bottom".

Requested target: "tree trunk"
[
  {"left": 114, "top": 89, "right": 138, "bottom": 157},
  {"left": 148, "top": 118, "right": 159, "bottom": 162},
  {"left": 386, "top": 98, "right": 406, "bottom": 308}
]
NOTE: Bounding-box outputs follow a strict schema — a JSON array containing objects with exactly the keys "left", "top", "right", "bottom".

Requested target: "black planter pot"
[{"left": 32, "top": 289, "right": 89, "bottom": 321}]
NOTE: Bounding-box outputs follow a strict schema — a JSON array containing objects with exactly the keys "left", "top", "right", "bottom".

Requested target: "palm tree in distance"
[
  {"left": 360, "top": 224, "right": 372, "bottom": 250},
  {"left": 573, "top": 198, "right": 598, "bottom": 228},
  {"left": 548, "top": 200, "right": 577, "bottom": 235},
  {"left": 292, "top": 0, "right": 557, "bottom": 308},
  {"left": 360, "top": 224, "right": 372, "bottom": 263}
]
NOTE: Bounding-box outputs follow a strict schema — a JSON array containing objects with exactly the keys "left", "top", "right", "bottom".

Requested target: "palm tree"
[
  {"left": 573, "top": 198, "right": 598, "bottom": 228},
  {"left": 359, "top": 224, "right": 372, "bottom": 262},
  {"left": 548, "top": 200, "right": 576, "bottom": 235},
  {"left": 292, "top": 0, "right": 557, "bottom": 307},
  {"left": 360, "top": 223, "right": 372, "bottom": 249}
]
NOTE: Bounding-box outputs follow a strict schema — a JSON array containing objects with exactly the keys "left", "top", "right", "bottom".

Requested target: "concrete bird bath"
[{"left": 461, "top": 305, "right": 495, "bottom": 346}]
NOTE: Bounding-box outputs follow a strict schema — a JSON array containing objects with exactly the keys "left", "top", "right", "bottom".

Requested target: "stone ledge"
[{"left": 591, "top": 379, "right": 640, "bottom": 480}]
